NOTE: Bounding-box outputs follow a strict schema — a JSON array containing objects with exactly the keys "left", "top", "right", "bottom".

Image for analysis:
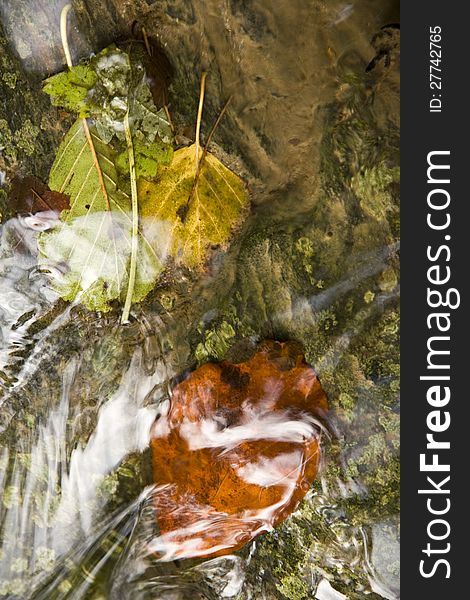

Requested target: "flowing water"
[{"left": 0, "top": 1, "right": 399, "bottom": 598}]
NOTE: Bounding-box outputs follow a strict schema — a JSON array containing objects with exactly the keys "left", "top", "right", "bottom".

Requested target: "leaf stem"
[
  {"left": 60, "top": 4, "right": 73, "bottom": 68},
  {"left": 187, "top": 92, "right": 232, "bottom": 208},
  {"left": 194, "top": 72, "right": 207, "bottom": 169},
  {"left": 60, "top": 3, "right": 111, "bottom": 212},
  {"left": 121, "top": 112, "right": 139, "bottom": 324},
  {"left": 82, "top": 123, "right": 112, "bottom": 211},
  {"left": 193, "top": 95, "right": 232, "bottom": 185}
]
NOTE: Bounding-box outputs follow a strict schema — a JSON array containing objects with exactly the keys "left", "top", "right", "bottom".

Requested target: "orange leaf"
[{"left": 150, "top": 340, "right": 328, "bottom": 560}]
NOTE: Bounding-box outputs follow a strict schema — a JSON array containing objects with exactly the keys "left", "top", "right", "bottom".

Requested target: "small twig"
[
  {"left": 203, "top": 95, "right": 232, "bottom": 151},
  {"left": 121, "top": 111, "right": 139, "bottom": 324},
  {"left": 141, "top": 26, "right": 152, "bottom": 57},
  {"left": 163, "top": 104, "right": 174, "bottom": 134}
]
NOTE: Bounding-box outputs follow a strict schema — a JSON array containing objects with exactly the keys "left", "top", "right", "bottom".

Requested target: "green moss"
[
  {"left": 295, "top": 236, "right": 314, "bottom": 257},
  {"left": 379, "top": 411, "right": 400, "bottom": 448},
  {"left": 0, "top": 18, "right": 71, "bottom": 187},
  {"left": 0, "top": 118, "right": 15, "bottom": 163},
  {"left": 338, "top": 392, "right": 355, "bottom": 411},
  {"left": 316, "top": 309, "right": 338, "bottom": 331},
  {"left": 195, "top": 320, "right": 236, "bottom": 362},
  {"left": 353, "top": 308, "right": 400, "bottom": 384},
  {"left": 96, "top": 472, "right": 120, "bottom": 499},
  {"left": 277, "top": 574, "right": 309, "bottom": 600},
  {"left": 351, "top": 163, "right": 399, "bottom": 222},
  {"left": 251, "top": 521, "right": 312, "bottom": 598},
  {"left": 13, "top": 119, "right": 40, "bottom": 157},
  {"left": 158, "top": 291, "right": 177, "bottom": 311}
]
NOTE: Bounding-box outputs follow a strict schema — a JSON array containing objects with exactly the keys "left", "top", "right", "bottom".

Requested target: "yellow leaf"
[{"left": 139, "top": 143, "right": 249, "bottom": 268}]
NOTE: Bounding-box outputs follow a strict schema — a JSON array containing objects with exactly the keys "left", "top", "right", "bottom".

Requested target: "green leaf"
[
  {"left": 139, "top": 143, "right": 249, "bottom": 269},
  {"left": 43, "top": 46, "right": 173, "bottom": 148},
  {"left": 38, "top": 120, "right": 170, "bottom": 312},
  {"left": 48, "top": 119, "right": 128, "bottom": 217},
  {"left": 127, "top": 73, "right": 173, "bottom": 145},
  {"left": 116, "top": 138, "right": 173, "bottom": 180},
  {"left": 43, "top": 64, "right": 97, "bottom": 118}
]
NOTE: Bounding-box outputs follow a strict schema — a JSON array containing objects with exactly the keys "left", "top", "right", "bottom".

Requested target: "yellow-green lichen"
[
  {"left": 277, "top": 574, "right": 309, "bottom": 600},
  {"left": 2, "top": 72, "right": 17, "bottom": 89},
  {"left": 351, "top": 163, "right": 399, "bottom": 221},
  {"left": 378, "top": 267, "right": 398, "bottom": 292},
  {"left": 294, "top": 236, "right": 324, "bottom": 288}
]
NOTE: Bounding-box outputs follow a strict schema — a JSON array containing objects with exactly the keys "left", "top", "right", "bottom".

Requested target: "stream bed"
[{"left": 0, "top": 1, "right": 399, "bottom": 598}]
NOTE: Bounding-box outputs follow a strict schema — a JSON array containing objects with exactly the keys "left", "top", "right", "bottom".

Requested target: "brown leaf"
[
  {"left": 9, "top": 176, "right": 70, "bottom": 215},
  {"left": 150, "top": 340, "right": 328, "bottom": 560}
]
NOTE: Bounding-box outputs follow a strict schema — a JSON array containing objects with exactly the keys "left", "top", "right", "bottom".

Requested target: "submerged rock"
[{"left": 150, "top": 340, "right": 328, "bottom": 560}]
